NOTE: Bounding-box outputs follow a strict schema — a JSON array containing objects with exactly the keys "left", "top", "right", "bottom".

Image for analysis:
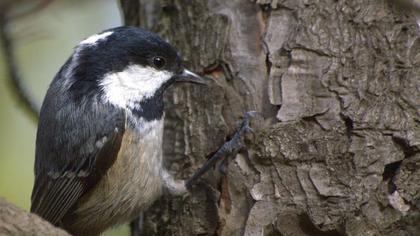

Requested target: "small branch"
[
  {"left": 7, "top": 0, "right": 54, "bottom": 20},
  {"left": 0, "top": 197, "right": 69, "bottom": 235},
  {"left": 0, "top": 13, "right": 40, "bottom": 120}
]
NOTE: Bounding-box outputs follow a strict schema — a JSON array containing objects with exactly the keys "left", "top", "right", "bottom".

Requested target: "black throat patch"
[{"left": 129, "top": 81, "right": 172, "bottom": 121}]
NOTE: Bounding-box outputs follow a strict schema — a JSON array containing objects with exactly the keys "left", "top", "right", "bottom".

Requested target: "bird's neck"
[{"left": 129, "top": 93, "right": 165, "bottom": 121}]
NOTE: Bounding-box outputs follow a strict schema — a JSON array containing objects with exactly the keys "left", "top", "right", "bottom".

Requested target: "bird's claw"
[
  {"left": 237, "top": 110, "right": 258, "bottom": 135},
  {"left": 217, "top": 111, "right": 258, "bottom": 174},
  {"left": 185, "top": 111, "right": 259, "bottom": 188},
  {"left": 244, "top": 110, "right": 258, "bottom": 119},
  {"left": 218, "top": 158, "right": 229, "bottom": 174},
  {"left": 244, "top": 126, "right": 254, "bottom": 134}
]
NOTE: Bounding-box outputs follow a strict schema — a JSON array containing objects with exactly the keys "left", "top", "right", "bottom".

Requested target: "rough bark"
[
  {"left": 120, "top": 0, "right": 420, "bottom": 235},
  {"left": 0, "top": 198, "right": 70, "bottom": 236}
]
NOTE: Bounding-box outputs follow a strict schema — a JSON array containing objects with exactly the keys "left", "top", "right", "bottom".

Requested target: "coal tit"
[{"left": 30, "top": 26, "right": 207, "bottom": 235}]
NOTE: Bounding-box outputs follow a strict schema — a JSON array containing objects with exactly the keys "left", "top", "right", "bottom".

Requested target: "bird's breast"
[{"left": 68, "top": 118, "right": 165, "bottom": 232}]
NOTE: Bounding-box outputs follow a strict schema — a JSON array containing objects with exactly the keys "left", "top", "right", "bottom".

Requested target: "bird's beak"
[{"left": 173, "top": 69, "right": 208, "bottom": 85}]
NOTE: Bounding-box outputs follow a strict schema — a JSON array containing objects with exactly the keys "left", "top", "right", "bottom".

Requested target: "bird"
[{"left": 30, "top": 26, "right": 208, "bottom": 235}]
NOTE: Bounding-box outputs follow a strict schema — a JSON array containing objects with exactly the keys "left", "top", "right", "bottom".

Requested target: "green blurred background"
[{"left": 0, "top": 0, "right": 130, "bottom": 235}]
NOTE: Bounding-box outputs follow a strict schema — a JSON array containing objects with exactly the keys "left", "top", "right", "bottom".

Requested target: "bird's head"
[{"left": 63, "top": 26, "right": 205, "bottom": 114}]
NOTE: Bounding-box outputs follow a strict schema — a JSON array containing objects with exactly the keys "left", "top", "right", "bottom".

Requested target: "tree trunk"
[{"left": 120, "top": 0, "right": 420, "bottom": 235}]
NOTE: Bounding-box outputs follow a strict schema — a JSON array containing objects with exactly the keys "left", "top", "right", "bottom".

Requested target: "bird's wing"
[{"left": 30, "top": 94, "right": 126, "bottom": 225}]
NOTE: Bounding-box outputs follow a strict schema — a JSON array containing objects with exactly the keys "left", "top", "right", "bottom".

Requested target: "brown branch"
[
  {"left": 8, "top": 0, "right": 54, "bottom": 20},
  {"left": 0, "top": 197, "right": 70, "bottom": 235},
  {"left": 0, "top": 13, "right": 40, "bottom": 121}
]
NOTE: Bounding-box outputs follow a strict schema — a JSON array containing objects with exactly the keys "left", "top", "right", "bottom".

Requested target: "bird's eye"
[{"left": 152, "top": 56, "right": 166, "bottom": 69}]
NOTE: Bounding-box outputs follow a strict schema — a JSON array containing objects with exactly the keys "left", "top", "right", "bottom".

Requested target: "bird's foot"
[{"left": 185, "top": 111, "right": 257, "bottom": 190}]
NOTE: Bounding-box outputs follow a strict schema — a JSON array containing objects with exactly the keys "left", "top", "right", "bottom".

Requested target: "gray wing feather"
[{"left": 30, "top": 85, "right": 126, "bottom": 225}]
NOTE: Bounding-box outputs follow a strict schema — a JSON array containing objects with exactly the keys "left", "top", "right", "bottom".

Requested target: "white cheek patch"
[
  {"left": 80, "top": 31, "right": 113, "bottom": 45},
  {"left": 100, "top": 65, "right": 173, "bottom": 109}
]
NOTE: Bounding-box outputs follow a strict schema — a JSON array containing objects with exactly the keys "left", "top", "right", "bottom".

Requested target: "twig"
[
  {"left": 8, "top": 0, "right": 54, "bottom": 20},
  {"left": 0, "top": 13, "right": 40, "bottom": 120}
]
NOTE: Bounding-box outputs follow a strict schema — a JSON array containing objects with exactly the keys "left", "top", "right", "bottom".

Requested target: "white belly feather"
[{"left": 68, "top": 118, "right": 165, "bottom": 232}]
